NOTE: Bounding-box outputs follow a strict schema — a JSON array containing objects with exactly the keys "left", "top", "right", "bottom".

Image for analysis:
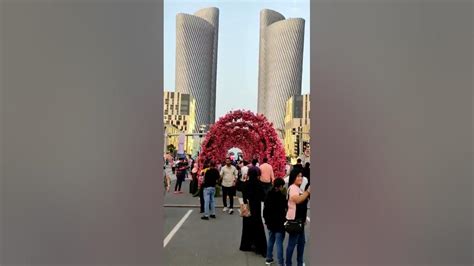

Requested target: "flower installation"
[{"left": 197, "top": 110, "right": 287, "bottom": 178}]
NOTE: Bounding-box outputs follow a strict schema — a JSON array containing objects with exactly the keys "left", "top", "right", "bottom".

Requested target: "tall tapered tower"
[
  {"left": 175, "top": 7, "right": 219, "bottom": 130},
  {"left": 257, "top": 9, "right": 305, "bottom": 137}
]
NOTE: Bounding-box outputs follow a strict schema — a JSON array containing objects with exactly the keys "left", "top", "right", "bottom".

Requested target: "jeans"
[
  {"left": 261, "top": 182, "right": 272, "bottom": 200},
  {"left": 286, "top": 229, "right": 305, "bottom": 266},
  {"left": 222, "top": 186, "right": 235, "bottom": 209},
  {"left": 203, "top": 187, "right": 216, "bottom": 217},
  {"left": 267, "top": 230, "right": 285, "bottom": 265}
]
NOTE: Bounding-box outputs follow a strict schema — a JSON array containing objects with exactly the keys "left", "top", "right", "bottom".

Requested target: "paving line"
[{"left": 163, "top": 209, "right": 193, "bottom": 248}]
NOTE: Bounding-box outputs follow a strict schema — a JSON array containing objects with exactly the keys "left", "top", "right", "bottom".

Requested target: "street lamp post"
[
  {"left": 164, "top": 126, "right": 168, "bottom": 153},
  {"left": 276, "top": 128, "right": 285, "bottom": 138}
]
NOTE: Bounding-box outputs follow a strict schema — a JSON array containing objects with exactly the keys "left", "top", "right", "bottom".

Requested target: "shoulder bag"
[
  {"left": 239, "top": 202, "right": 251, "bottom": 217},
  {"left": 284, "top": 186, "right": 304, "bottom": 234}
]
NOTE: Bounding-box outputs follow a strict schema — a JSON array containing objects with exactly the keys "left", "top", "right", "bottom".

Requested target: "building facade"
[
  {"left": 164, "top": 91, "right": 196, "bottom": 133},
  {"left": 284, "top": 94, "right": 310, "bottom": 159},
  {"left": 175, "top": 7, "right": 219, "bottom": 128},
  {"left": 164, "top": 91, "right": 197, "bottom": 154},
  {"left": 257, "top": 9, "right": 305, "bottom": 139}
]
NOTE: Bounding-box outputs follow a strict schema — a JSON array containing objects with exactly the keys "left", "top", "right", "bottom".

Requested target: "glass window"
[
  {"left": 181, "top": 94, "right": 190, "bottom": 103},
  {"left": 293, "top": 96, "right": 303, "bottom": 118}
]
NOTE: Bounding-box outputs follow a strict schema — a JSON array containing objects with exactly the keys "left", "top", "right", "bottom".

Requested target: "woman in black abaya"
[{"left": 239, "top": 159, "right": 267, "bottom": 257}]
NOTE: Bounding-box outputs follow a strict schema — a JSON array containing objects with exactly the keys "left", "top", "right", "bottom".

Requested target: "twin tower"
[{"left": 175, "top": 7, "right": 305, "bottom": 135}]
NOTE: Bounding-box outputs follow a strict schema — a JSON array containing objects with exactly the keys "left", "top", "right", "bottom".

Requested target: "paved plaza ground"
[{"left": 163, "top": 176, "right": 311, "bottom": 265}]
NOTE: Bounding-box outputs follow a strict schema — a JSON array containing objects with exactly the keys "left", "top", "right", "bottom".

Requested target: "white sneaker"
[
  {"left": 229, "top": 208, "right": 234, "bottom": 214},
  {"left": 223, "top": 207, "right": 228, "bottom": 212}
]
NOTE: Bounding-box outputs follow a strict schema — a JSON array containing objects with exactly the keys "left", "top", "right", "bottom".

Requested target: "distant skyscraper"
[
  {"left": 175, "top": 7, "right": 219, "bottom": 130},
  {"left": 257, "top": 9, "right": 305, "bottom": 137}
]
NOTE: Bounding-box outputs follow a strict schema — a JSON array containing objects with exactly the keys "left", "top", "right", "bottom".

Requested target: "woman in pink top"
[{"left": 286, "top": 169, "right": 311, "bottom": 266}]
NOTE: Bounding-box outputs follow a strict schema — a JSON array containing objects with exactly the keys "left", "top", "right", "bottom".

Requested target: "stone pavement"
[{"left": 163, "top": 179, "right": 311, "bottom": 265}]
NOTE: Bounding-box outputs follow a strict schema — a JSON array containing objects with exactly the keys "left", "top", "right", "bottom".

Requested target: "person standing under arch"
[
  {"left": 259, "top": 157, "right": 275, "bottom": 199},
  {"left": 220, "top": 157, "right": 238, "bottom": 214}
]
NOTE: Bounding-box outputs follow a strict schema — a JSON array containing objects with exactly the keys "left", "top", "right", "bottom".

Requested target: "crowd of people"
[
  {"left": 238, "top": 157, "right": 310, "bottom": 266},
  {"left": 163, "top": 152, "right": 311, "bottom": 266},
  {"left": 163, "top": 152, "right": 196, "bottom": 194}
]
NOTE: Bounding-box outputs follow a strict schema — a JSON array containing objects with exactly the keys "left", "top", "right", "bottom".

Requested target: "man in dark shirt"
[
  {"left": 293, "top": 158, "right": 303, "bottom": 171},
  {"left": 263, "top": 178, "right": 287, "bottom": 265},
  {"left": 201, "top": 161, "right": 220, "bottom": 220},
  {"left": 174, "top": 158, "right": 188, "bottom": 194},
  {"left": 248, "top": 159, "right": 261, "bottom": 178},
  {"left": 243, "top": 159, "right": 262, "bottom": 204}
]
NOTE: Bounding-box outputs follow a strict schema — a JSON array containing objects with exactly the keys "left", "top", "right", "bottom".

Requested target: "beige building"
[
  {"left": 257, "top": 9, "right": 305, "bottom": 137},
  {"left": 163, "top": 91, "right": 197, "bottom": 153},
  {"left": 284, "top": 94, "right": 310, "bottom": 159}
]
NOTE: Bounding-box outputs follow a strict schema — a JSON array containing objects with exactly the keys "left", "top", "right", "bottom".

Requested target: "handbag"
[
  {"left": 284, "top": 219, "right": 304, "bottom": 234},
  {"left": 285, "top": 186, "right": 304, "bottom": 234},
  {"left": 239, "top": 203, "right": 251, "bottom": 217}
]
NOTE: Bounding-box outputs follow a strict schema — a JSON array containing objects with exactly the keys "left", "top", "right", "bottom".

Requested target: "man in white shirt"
[{"left": 220, "top": 158, "right": 238, "bottom": 214}]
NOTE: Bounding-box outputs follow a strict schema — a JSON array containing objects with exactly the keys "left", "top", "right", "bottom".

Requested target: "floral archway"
[{"left": 197, "top": 110, "right": 287, "bottom": 178}]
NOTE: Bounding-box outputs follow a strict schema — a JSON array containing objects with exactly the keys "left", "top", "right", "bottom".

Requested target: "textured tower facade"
[
  {"left": 257, "top": 9, "right": 305, "bottom": 137},
  {"left": 175, "top": 7, "right": 219, "bottom": 131},
  {"left": 257, "top": 9, "right": 285, "bottom": 115}
]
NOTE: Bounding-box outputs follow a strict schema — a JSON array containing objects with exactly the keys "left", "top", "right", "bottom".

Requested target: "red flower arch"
[{"left": 198, "top": 110, "right": 287, "bottom": 178}]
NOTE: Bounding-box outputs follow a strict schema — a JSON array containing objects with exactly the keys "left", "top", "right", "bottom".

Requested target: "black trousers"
[
  {"left": 199, "top": 187, "right": 204, "bottom": 212},
  {"left": 222, "top": 186, "right": 236, "bottom": 209},
  {"left": 190, "top": 174, "right": 198, "bottom": 194},
  {"left": 260, "top": 182, "right": 272, "bottom": 200},
  {"left": 175, "top": 174, "right": 184, "bottom": 191}
]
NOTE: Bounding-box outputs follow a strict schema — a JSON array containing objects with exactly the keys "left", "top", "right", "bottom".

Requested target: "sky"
[{"left": 164, "top": 0, "right": 310, "bottom": 121}]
